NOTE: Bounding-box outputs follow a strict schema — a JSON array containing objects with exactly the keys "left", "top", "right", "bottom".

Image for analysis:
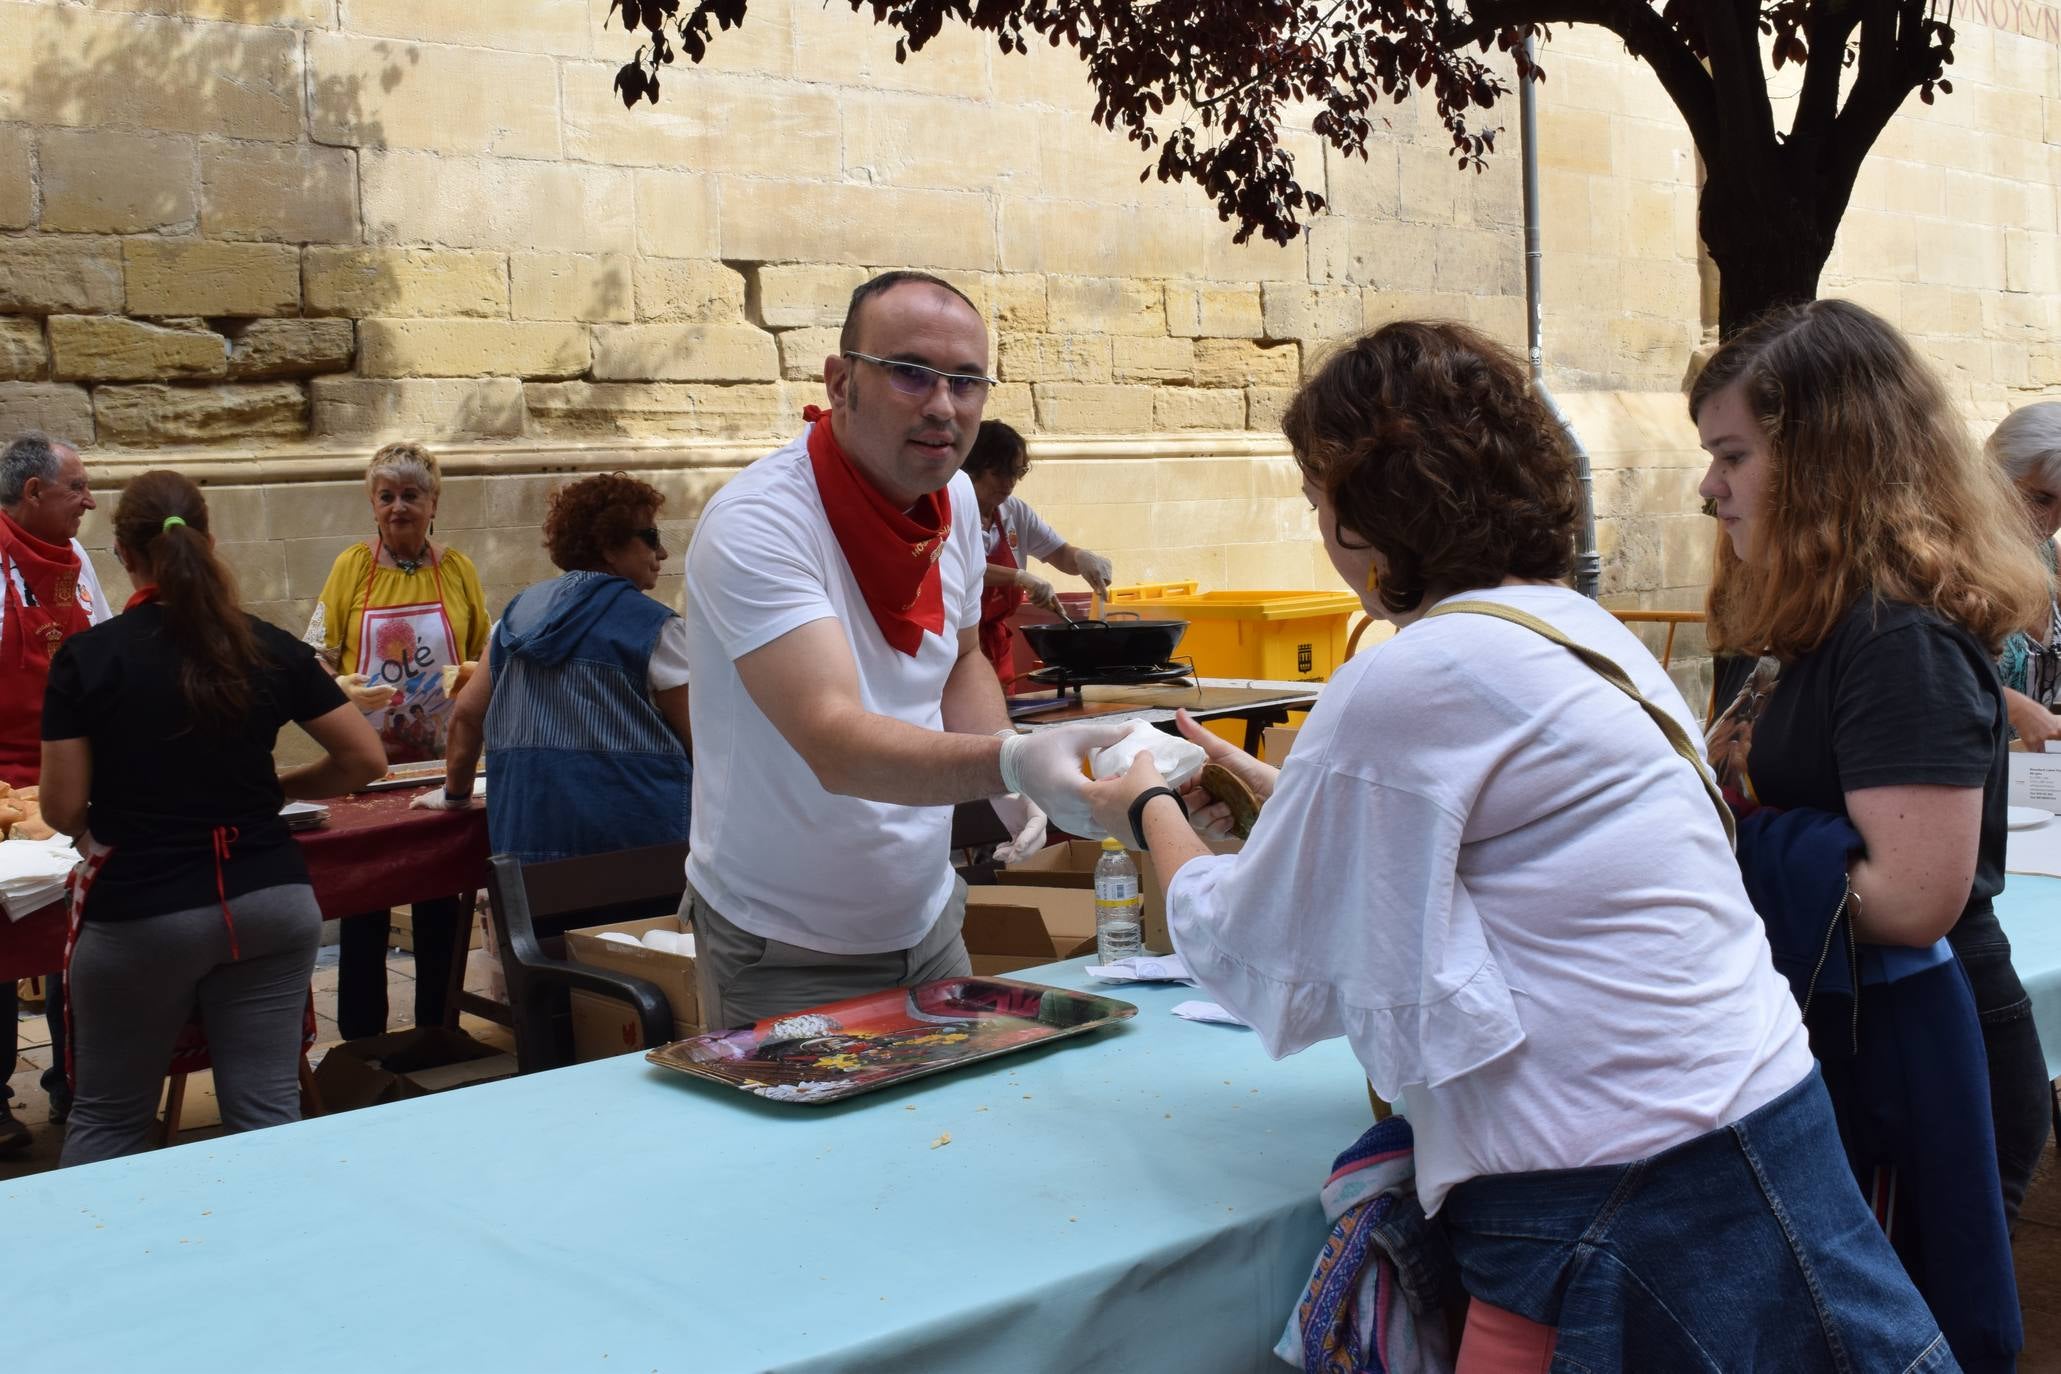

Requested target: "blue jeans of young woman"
[{"left": 1439, "top": 1069, "right": 1955, "bottom": 1373}]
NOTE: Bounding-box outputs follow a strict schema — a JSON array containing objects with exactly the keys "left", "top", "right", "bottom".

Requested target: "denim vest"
[{"left": 485, "top": 572, "right": 692, "bottom": 865}]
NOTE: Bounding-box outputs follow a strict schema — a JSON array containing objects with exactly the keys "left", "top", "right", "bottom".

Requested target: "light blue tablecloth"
[
  {"left": 9, "top": 882, "right": 2057, "bottom": 1372},
  {"left": 1997, "top": 873, "right": 2061, "bottom": 1079},
  {"left": 2, "top": 963, "right": 1369, "bottom": 1373}
]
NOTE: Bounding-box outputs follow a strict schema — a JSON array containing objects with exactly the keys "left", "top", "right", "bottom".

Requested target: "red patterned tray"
[{"left": 645, "top": 977, "right": 1136, "bottom": 1104}]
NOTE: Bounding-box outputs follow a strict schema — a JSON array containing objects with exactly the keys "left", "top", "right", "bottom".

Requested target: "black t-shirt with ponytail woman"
[{"left": 41, "top": 606, "right": 346, "bottom": 922}]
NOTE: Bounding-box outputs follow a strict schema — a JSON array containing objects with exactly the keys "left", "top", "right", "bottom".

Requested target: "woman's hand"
[
  {"left": 1170, "top": 709, "right": 1278, "bottom": 838},
  {"left": 336, "top": 672, "right": 397, "bottom": 713},
  {"left": 1082, "top": 750, "right": 1168, "bottom": 847},
  {"left": 2006, "top": 687, "right": 2061, "bottom": 752}
]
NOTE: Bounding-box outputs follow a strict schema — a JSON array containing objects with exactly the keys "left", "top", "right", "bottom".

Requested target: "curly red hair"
[
  {"left": 543, "top": 472, "right": 666, "bottom": 573},
  {"left": 1282, "top": 321, "right": 1581, "bottom": 613}
]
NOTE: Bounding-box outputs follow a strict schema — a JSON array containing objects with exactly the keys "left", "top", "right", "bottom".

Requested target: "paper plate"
[{"left": 2006, "top": 806, "right": 2053, "bottom": 830}]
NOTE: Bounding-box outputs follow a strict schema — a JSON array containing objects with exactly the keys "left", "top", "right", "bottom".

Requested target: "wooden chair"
[
  {"left": 1607, "top": 608, "right": 1704, "bottom": 671},
  {"left": 482, "top": 841, "right": 690, "bottom": 1074},
  {"left": 159, "top": 995, "right": 323, "bottom": 1147},
  {"left": 1344, "top": 613, "right": 1378, "bottom": 662}
]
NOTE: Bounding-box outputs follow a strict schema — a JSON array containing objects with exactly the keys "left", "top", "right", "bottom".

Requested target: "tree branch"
[
  {"left": 1453, "top": 0, "right": 1722, "bottom": 154},
  {"left": 1791, "top": 0, "right": 1864, "bottom": 143},
  {"left": 1700, "top": 0, "right": 1778, "bottom": 162},
  {"left": 1830, "top": 0, "right": 1940, "bottom": 178}
]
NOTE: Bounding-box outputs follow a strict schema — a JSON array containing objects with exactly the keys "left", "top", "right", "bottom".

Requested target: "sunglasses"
[
  {"left": 633, "top": 527, "right": 663, "bottom": 551},
  {"left": 844, "top": 351, "right": 996, "bottom": 401}
]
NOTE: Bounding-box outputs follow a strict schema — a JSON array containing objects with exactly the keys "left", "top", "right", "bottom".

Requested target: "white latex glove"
[
  {"left": 1075, "top": 549, "right": 1115, "bottom": 596},
  {"left": 409, "top": 788, "right": 480, "bottom": 812},
  {"left": 1090, "top": 720, "right": 1207, "bottom": 788},
  {"left": 337, "top": 672, "right": 397, "bottom": 713},
  {"left": 1014, "top": 568, "right": 1058, "bottom": 610},
  {"left": 989, "top": 793, "right": 1048, "bottom": 864},
  {"left": 998, "top": 722, "right": 1134, "bottom": 839}
]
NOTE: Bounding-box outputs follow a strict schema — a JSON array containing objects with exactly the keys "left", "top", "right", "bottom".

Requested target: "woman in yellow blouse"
[{"left": 312, "top": 441, "right": 490, "bottom": 1039}]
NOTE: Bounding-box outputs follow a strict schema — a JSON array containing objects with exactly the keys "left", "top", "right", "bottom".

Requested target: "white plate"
[{"left": 2006, "top": 806, "right": 2053, "bottom": 830}]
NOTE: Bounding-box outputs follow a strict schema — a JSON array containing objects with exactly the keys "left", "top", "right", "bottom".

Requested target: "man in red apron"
[{"left": 0, "top": 431, "right": 106, "bottom": 1153}]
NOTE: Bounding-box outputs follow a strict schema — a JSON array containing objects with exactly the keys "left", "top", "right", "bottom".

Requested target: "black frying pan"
[{"left": 1018, "top": 615, "right": 1187, "bottom": 672}]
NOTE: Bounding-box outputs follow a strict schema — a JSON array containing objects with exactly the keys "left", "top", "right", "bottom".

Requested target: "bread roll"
[{"left": 441, "top": 660, "right": 478, "bottom": 698}]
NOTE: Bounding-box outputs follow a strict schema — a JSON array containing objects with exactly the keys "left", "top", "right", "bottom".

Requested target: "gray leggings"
[{"left": 60, "top": 883, "right": 321, "bottom": 1168}]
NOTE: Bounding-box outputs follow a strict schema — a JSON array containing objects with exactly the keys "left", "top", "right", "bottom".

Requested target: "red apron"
[
  {"left": 0, "top": 513, "right": 90, "bottom": 788},
  {"left": 978, "top": 518, "right": 1026, "bottom": 686}
]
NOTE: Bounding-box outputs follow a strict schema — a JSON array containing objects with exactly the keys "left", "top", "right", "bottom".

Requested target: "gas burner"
[{"left": 1026, "top": 662, "right": 1196, "bottom": 687}]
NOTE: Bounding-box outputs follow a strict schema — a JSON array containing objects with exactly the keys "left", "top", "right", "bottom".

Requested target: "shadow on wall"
[{"left": 1, "top": 2, "right": 407, "bottom": 452}]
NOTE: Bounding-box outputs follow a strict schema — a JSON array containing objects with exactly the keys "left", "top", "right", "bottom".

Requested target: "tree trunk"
[{"left": 1699, "top": 175, "right": 1839, "bottom": 339}]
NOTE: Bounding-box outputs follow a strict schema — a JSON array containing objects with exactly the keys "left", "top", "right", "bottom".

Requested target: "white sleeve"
[
  {"left": 1163, "top": 691, "right": 1526, "bottom": 1100},
  {"left": 685, "top": 495, "right": 837, "bottom": 661},
  {"left": 71, "top": 541, "right": 113, "bottom": 626},
  {"left": 952, "top": 477, "right": 984, "bottom": 633},
  {"left": 1005, "top": 497, "right": 1068, "bottom": 563},
  {"left": 647, "top": 614, "right": 691, "bottom": 691}
]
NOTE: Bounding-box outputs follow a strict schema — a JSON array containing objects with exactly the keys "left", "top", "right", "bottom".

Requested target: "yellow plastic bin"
[
  {"left": 1104, "top": 584, "right": 1363, "bottom": 750},
  {"left": 1107, "top": 586, "right": 1361, "bottom": 682}
]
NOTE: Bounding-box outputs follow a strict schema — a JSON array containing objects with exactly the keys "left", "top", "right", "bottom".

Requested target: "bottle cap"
[{"left": 1100, "top": 836, "right": 1124, "bottom": 852}]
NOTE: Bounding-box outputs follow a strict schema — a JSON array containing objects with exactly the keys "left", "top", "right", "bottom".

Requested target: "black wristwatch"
[{"left": 1127, "top": 786, "right": 1188, "bottom": 851}]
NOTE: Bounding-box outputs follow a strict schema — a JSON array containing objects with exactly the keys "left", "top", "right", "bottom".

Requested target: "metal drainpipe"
[{"left": 1519, "top": 32, "right": 1602, "bottom": 599}]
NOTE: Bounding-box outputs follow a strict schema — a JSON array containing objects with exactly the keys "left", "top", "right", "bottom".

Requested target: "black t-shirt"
[
  {"left": 42, "top": 605, "right": 348, "bottom": 922},
  {"left": 1743, "top": 598, "right": 2007, "bottom": 953}
]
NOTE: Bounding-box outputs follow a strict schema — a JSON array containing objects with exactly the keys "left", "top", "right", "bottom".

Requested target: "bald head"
[{"left": 839, "top": 270, "right": 981, "bottom": 356}]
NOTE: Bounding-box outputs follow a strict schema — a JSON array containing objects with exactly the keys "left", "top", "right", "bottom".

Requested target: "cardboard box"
[
  {"left": 391, "top": 907, "right": 483, "bottom": 954},
  {"left": 997, "top": 836, "right": 1242, "bottom": 953},
  {"left": 998, "top": 839, "right": 1173, "bottom": 953},
  {"left": 1262, "top": 726, "right": 1300, "bottom": 763},
  {"left": 562, "top": 915, "right": 701, "bottom": 1062},
  {"left": 962, "top": 886, "right": 1097, "bottom": 976},
  {"left": 312, "top": 1026, "right": 513, "bottom": 1113}
]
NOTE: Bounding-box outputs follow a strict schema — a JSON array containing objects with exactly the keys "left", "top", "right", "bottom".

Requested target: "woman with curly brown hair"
[
  {"left": 427, "top": 471, "right": 691, "bottom": 865},
  {"left": 1082, "top": 321, "right": 1945, "bottom": 1370}
]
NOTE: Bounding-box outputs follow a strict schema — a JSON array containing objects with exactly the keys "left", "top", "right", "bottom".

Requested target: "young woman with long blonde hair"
[{"left": 1696, "top": 298, "right": 2051, "bottom": 1229}]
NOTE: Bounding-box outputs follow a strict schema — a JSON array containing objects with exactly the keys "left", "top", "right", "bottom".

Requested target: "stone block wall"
[{"left": 1, "top": 0, "right": 2056, "bottom": 694}]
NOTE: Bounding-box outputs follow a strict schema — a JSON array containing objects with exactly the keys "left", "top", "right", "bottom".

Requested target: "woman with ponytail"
[{"left": 37, "top": 471, "right": 385, "bottom": 1165}]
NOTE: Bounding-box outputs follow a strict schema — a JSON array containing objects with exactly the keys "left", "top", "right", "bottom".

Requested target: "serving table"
[
  {"left": 1014, "top": 676, "right": 1321, "bottom": 754},
  {"left": 5, "top": 883, "right": 2060, "bottom": 1370},
  {"left": 0, "top": 793, "right": 489, "bottom": 988}
]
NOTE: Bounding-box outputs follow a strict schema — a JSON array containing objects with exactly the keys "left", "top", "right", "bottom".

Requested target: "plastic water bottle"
[{"left": 1094, "top": 837, "right": 1144, "bottom": 963}]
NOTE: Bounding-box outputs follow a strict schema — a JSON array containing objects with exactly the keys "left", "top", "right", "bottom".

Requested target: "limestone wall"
[{"left": 2, "top": 0, "right": 2057, "bottom": 699}]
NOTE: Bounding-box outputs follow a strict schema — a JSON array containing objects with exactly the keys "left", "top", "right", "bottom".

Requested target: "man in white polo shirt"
[{"left": 682, "top": 271, "right": 1125, "bottom": 1029}]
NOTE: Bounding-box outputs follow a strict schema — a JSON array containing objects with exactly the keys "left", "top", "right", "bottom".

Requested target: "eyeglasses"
[
  {"left": 633, "top": 527, "right": 663, "bottom": 551},
  {"left": 844, "top": 351, "right": 996, "bottom": 401}
]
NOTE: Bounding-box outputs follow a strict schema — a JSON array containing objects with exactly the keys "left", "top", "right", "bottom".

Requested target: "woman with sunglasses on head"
[
  {"left": 1082, "top": 321, "right": 1951, "bottom": 1371},
  {"left": 311, "top": 441, "right": 491, "bottom": 1041},
  {"left": 1987, "top": 400, "right": 2061, "bottom": 751},
  {"left": 425, "top": 472, "right": 691, "bottom": 866}
]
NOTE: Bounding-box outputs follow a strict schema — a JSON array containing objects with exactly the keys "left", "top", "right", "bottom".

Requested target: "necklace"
[{"left": 381, "top": 538, "right": 428, "bottom": 575}]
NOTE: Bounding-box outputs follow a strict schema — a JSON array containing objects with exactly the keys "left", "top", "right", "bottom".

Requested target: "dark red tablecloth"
[{"left": 0, "top": 794, "right": 489, "bottom": 981}]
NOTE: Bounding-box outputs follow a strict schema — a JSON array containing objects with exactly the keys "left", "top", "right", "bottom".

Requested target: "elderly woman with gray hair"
[
  {"left": 1990, "top": 401, "right": 2061, "bottom": 750},
  {"left": 311, "top": 441, "right": 490, "bottom": 1039}
]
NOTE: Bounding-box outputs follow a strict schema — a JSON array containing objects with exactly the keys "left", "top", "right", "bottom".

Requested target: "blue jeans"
[{"left": 1440, "top": 1070, "right": 1956, "bottom": 1373}]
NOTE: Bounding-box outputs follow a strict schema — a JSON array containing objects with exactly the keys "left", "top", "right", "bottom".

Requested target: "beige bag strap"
[{"left": 1426, "top": 600, "right": 1737, "bottom": 848}]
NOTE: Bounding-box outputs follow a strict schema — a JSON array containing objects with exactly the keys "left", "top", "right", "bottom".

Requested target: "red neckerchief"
[
  {"left": 803, "top": 406, "right": 952, "bottom": 656},
  {"left": 124, "top": 585, "right": 161, "bottom": 611}
]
